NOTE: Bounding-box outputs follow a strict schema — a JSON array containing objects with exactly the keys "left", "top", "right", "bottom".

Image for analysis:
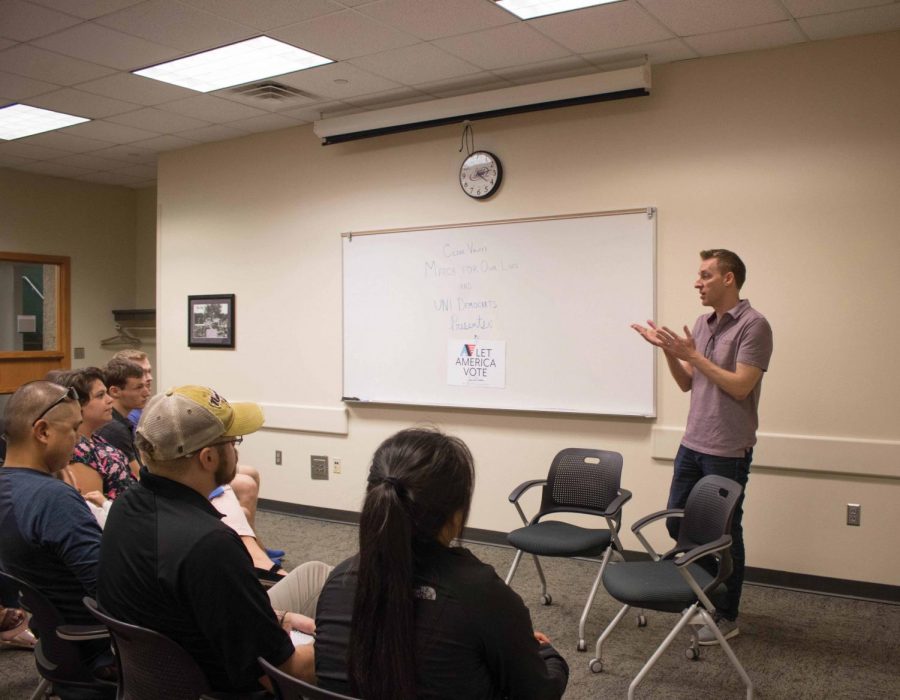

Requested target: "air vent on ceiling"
[{"left": 227, "top": 81, "right": 316, "bottom": 103}]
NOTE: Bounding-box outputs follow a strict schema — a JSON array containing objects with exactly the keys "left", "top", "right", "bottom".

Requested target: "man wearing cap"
[
  {"left": 97, "top": 386, "right": 330, "bottom": 693},
  {"left": 0, "top": 381, "right": 114, "bottom": 696}
]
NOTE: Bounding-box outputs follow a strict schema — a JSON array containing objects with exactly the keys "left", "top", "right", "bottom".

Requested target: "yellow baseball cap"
[{"left": 136, "top": 386, "right": 264, "bottom": 461}]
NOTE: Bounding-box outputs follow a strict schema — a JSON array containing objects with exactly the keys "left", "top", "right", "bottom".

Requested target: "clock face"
[{"left": 459, "top": 150, "right": 502, "bottom": 199}]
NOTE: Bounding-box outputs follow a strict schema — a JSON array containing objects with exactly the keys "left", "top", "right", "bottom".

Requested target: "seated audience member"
[
  {"left": 98, "top": 386, "right": 331, "bottom": 694},
  {"left": 112, "top": 350, "right": 276, "bottom": 563},
  {"left": 315, "top": 428, "right": 570, "bottom": 700},
  {"left": 55, "top": 368, "right": 136, "bottom": 501},
  {"left": 95, "top": 358, "right": 149, "bottom": 475},
  {"left": 0, "top": 381, "right": 112, "bottom": 696}
]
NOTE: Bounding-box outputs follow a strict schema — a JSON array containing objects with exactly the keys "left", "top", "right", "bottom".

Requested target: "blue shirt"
[{"left": 0, "top": 467, "right": 102, "bottom": 625}]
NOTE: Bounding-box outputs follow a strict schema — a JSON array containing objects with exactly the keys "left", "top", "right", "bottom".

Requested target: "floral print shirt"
[{"left": 70, "top": 434, "right": 137, "bottom": 500}]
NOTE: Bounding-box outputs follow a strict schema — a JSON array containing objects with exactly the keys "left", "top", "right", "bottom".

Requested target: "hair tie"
[{"left": 383, "top": 476, "right": 403, "bottom": 490}]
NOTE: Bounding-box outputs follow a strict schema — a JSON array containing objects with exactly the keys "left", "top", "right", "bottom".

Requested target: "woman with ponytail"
[{"left": 314, "top": 428, "right": 569, "bottom": 700}]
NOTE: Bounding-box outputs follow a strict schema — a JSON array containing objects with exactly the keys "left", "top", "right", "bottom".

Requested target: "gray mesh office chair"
[
  {"left": 589, "top": 475, "right": 753, "bottom": 699},
  {"left": 505, "top": 448, "right": 631, "bottom": 651}
]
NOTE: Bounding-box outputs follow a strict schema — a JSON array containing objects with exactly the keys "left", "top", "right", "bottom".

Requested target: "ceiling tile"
[
  {"left": 33, "top": 22, "right": 182, "bottom": 70},
  {"left": 50, "top": 152, "right": 134, "bottom": 170},
  {"left": 0, "top": 140, "right": 70, "bottom": 159},
  {"left": 28, "top": 0, "right": 146, "bottom": 20},
  {"left": 180, "top": 0, "right": 342, "bottom": 30},
  {"left": 89, "top": 143, "right": 158, "bottom": 163},
  {"left": 224, "top": 112, "right": 305, "bottom": 133},
  {"left": 529, "top": 2, "right": 674, "bottom": 53},
  {"left": 129, "top": 133, "right": 198, "bottom": 151},
  {"left": 106, "top": 106, "right": 210, "bottom": 132},
  {"left": 0, "top": 152, "right": 31, "bottom": 166},
  {"left": 358, "top": 0, "right": 515, "bottom": 40},
  {"left": 77, "top": 72, "right": 197, "bottom": 105},
  {"left": 278, "top": 100, "right": 353, "bottom": 121},
  {"left": 159, "top": 94, "right": 270, "bottom": 122},
  {"left": 433, "top": 22, "right": 573, "bottom": 70},
  {"left": 15, "top": 130, "right": 115, "bottom": 153},
  {"left": 782, "top": 0, "right": 895, "bottom": 18},
  {"left": 16, "top": 160, "right": 97, "bottom": 177},
  {"left": 26, "top": 88, "right": 142, "bottom": 118},
  {"left": 276, "top": 62, "right": 403, "bottom": 99},
  {"left": 343, "top": 86, "right": 430, "bottom": 108},
  {"left": 211, "top": 87, "right": 321, "bottom": 113},
  {"left": 492, "top": 55, "right": 596, "bottom": 84},
  {"left": 0, "top": 0, "right": 82, "bottom": 41},
  {"left": 0, "top": 38, "right": 17, "bottom": 51},
  {"left": 0, "top": 45, "right": 117, "bottom": 85},
  {"left": 63, "top": 119, "right": 160, "bottom": 143},
  {"left": 0, "top": 70, "right": 58, "bottom": 101},
  {"left": 418, "top": 73, "right": 514, "bottom": 98},
  {"left": 271, "top": 10, "right": 419, "bottom": 61},
  {"left": 334, "top": 0, "right": 379, "bottom": 6},
  {"left": 174, "top": 123, "right": 249, "bottom": 142},
  {"left": 77, "top": 169, "right": 147, "bottom": 185},
  {"left": 112, "top": 162, "right": 157, "bottom": 178},
  {"left": 638, "top": 0, "right": 789, "bottom": 36},
  {"left": 583, "top": 38, "right": 698, "bottom": 68},
  {"left": 95, "top": 0, "right": 256, "bottom": 52},
  {"left": 685, "top": 21, "right": 807, "bottom": 56},
  {"left": 797, "top": 3, "right": 900, "bottom": 39},
  {"left": 349, "top": 43, "right": 482, "bottom": 85}
]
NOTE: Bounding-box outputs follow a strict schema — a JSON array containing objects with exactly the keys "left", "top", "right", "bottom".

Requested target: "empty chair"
[
  {"left": 505, "top": 448, "right": 631, "bottom": 651},
  {"left": 0, "top": 570, "right": 114, "bottom": 700},
  {"left": 258, "top": 657, "right": 361, "bottom": 700},
  {"left": 589, "top": 474, "right": 753, "bottom": 699}
]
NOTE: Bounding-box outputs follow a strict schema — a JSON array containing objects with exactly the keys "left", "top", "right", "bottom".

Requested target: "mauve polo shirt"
[{"left": 681, "top": 299, "right": 773, "bottom": 458}]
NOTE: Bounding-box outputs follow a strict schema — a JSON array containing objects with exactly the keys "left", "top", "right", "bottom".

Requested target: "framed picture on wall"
[{"left": 188, "top": 294, "right": 235, "bottom": 348}]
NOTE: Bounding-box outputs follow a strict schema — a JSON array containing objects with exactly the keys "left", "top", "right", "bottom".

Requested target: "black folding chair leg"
[{"left": 505, "top": 549, "right": 524, "bottom": 585}]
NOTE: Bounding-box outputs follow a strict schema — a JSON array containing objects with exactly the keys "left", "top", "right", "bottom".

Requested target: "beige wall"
[
  {"left": 0, "top": 169, "right": 142, "bottom": 371},
  {"left": 156, "top": 32, "right": 900, "bottom": 586}
]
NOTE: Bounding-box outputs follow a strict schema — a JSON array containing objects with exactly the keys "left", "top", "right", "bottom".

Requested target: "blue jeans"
[{"left": 667, "top": 445, "right": 752, "bottom": 621}]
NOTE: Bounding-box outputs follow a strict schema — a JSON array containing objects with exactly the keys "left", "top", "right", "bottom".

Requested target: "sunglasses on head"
[{"left": 32, "top": 386, "right": 79, "bottom": 427}]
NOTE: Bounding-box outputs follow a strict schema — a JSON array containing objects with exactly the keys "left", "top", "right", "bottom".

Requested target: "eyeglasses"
[
  {"left": 32, "top": 386, "right": 79, "bottom": 426},
  {"left": 210, "top": 436, "right": 243, "bottom": 448}
]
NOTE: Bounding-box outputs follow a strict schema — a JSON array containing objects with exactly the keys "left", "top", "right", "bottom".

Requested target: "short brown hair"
[
  {"left": 112, "top": 349, "right": 148, "bottom": 363},
  {"left": 701, "top": 249, "right": 746, "bottom": 289},
  {"left": 104, "top": 358, "right": 144, "bottom": 390},
  {"left": 55, "top": 367, "right": 106, "bottom": 406}
]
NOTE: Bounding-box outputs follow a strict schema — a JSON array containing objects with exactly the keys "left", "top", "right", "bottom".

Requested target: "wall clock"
[{"left": 459, "top": 150, "right": 502, "bottom": 199}]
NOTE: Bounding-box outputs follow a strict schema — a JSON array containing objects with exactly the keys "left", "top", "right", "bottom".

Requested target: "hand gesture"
[
  {"left": 631, "top": 320, "right": 668, "bottom": 349},
  {"left": 654, "top": 325, "right": 697, "bottom": 361},
  {"left": 533, "top": 630, "right": 551, "bottom": 645}
]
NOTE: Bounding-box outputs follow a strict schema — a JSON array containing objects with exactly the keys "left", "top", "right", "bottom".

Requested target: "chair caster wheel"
[
  {"left": 577, "top": 640, "right": 586, "bottom": 652},
  {"left": 637, "top": 614, "right": 647, "bottom": 627},
  {"left": 541, "top": 594, "right": 552, "bottom": 605},
  {"left": 589, "top": 658, "right": 603, "bottom": 674},
  {"left": 685, "top": 647, "right": 700, "bottom": 661}
]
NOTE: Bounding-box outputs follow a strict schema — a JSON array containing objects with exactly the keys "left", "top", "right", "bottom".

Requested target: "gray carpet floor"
[{"left": 2, "top": 511, "right": 898, "bottom": 699}]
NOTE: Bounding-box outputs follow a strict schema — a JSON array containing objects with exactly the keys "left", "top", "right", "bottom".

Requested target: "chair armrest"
[
  {"left": 602, "top": 489, "right": 632, "bottom": 517},
  {"left": 57, "top": 624, "right": 110, "bottom": 641},
  {"left": 508, "top": 479, "right": 546, "bottom": 503},
  {"left": 674, "top": 535, "right": 732, "bottom": 567},
  {"left": 631, "top": 508, "right": 683, "bottom": 533}
]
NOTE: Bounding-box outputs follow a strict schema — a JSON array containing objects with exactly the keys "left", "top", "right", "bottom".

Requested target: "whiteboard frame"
[{"left": 342, "top": 207, "right": 657, "bottom": 417}]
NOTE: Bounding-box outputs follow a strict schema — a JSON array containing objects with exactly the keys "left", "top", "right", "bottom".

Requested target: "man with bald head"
[{"left": 0, "top": 381, "right": 112, "bottom": 696}]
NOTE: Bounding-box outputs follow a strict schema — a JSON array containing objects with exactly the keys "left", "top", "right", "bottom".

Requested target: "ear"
[
  {"left": 32, "top": 420, "right": 52, "bottom": 446},
  {"left": 196, "top": 446, "right": 219, "bottom": 475},
  {"left": 723, "top": 270, "right": 735, "bottom": 287},
  {"left": 108, "top": 385, "right": 122, "bottom": 400}
]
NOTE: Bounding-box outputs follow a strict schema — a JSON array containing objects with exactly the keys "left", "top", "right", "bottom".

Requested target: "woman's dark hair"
[
  {"left": 348, "top": 428, "right": 475, "bottom": 700},
  {"left": 53, "top": 367, "right": 106, "bottom": 406}
]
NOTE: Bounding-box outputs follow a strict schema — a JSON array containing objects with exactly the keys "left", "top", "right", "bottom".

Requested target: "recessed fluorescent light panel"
[
  {"left": 0, "top": 104, "right": 89, "bottom": 140},
  {"left": 497, "top": 0, "right": 622, "bottom": 20},
  {"left": 133, "top": 36, "right": 332, "bottom": 93}
]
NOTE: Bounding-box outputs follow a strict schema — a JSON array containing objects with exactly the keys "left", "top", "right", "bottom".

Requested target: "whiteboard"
[{"left": 342, "top": 209, "right": 656, "bottom": 416}]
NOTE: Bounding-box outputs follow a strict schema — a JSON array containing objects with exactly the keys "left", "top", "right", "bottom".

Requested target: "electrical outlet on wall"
[
  {"left": 333, "top": 458, "right": 342, "bottom": 474},
  {"left": 846, "top": 503, "right": 861, "bottom": 526}
]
